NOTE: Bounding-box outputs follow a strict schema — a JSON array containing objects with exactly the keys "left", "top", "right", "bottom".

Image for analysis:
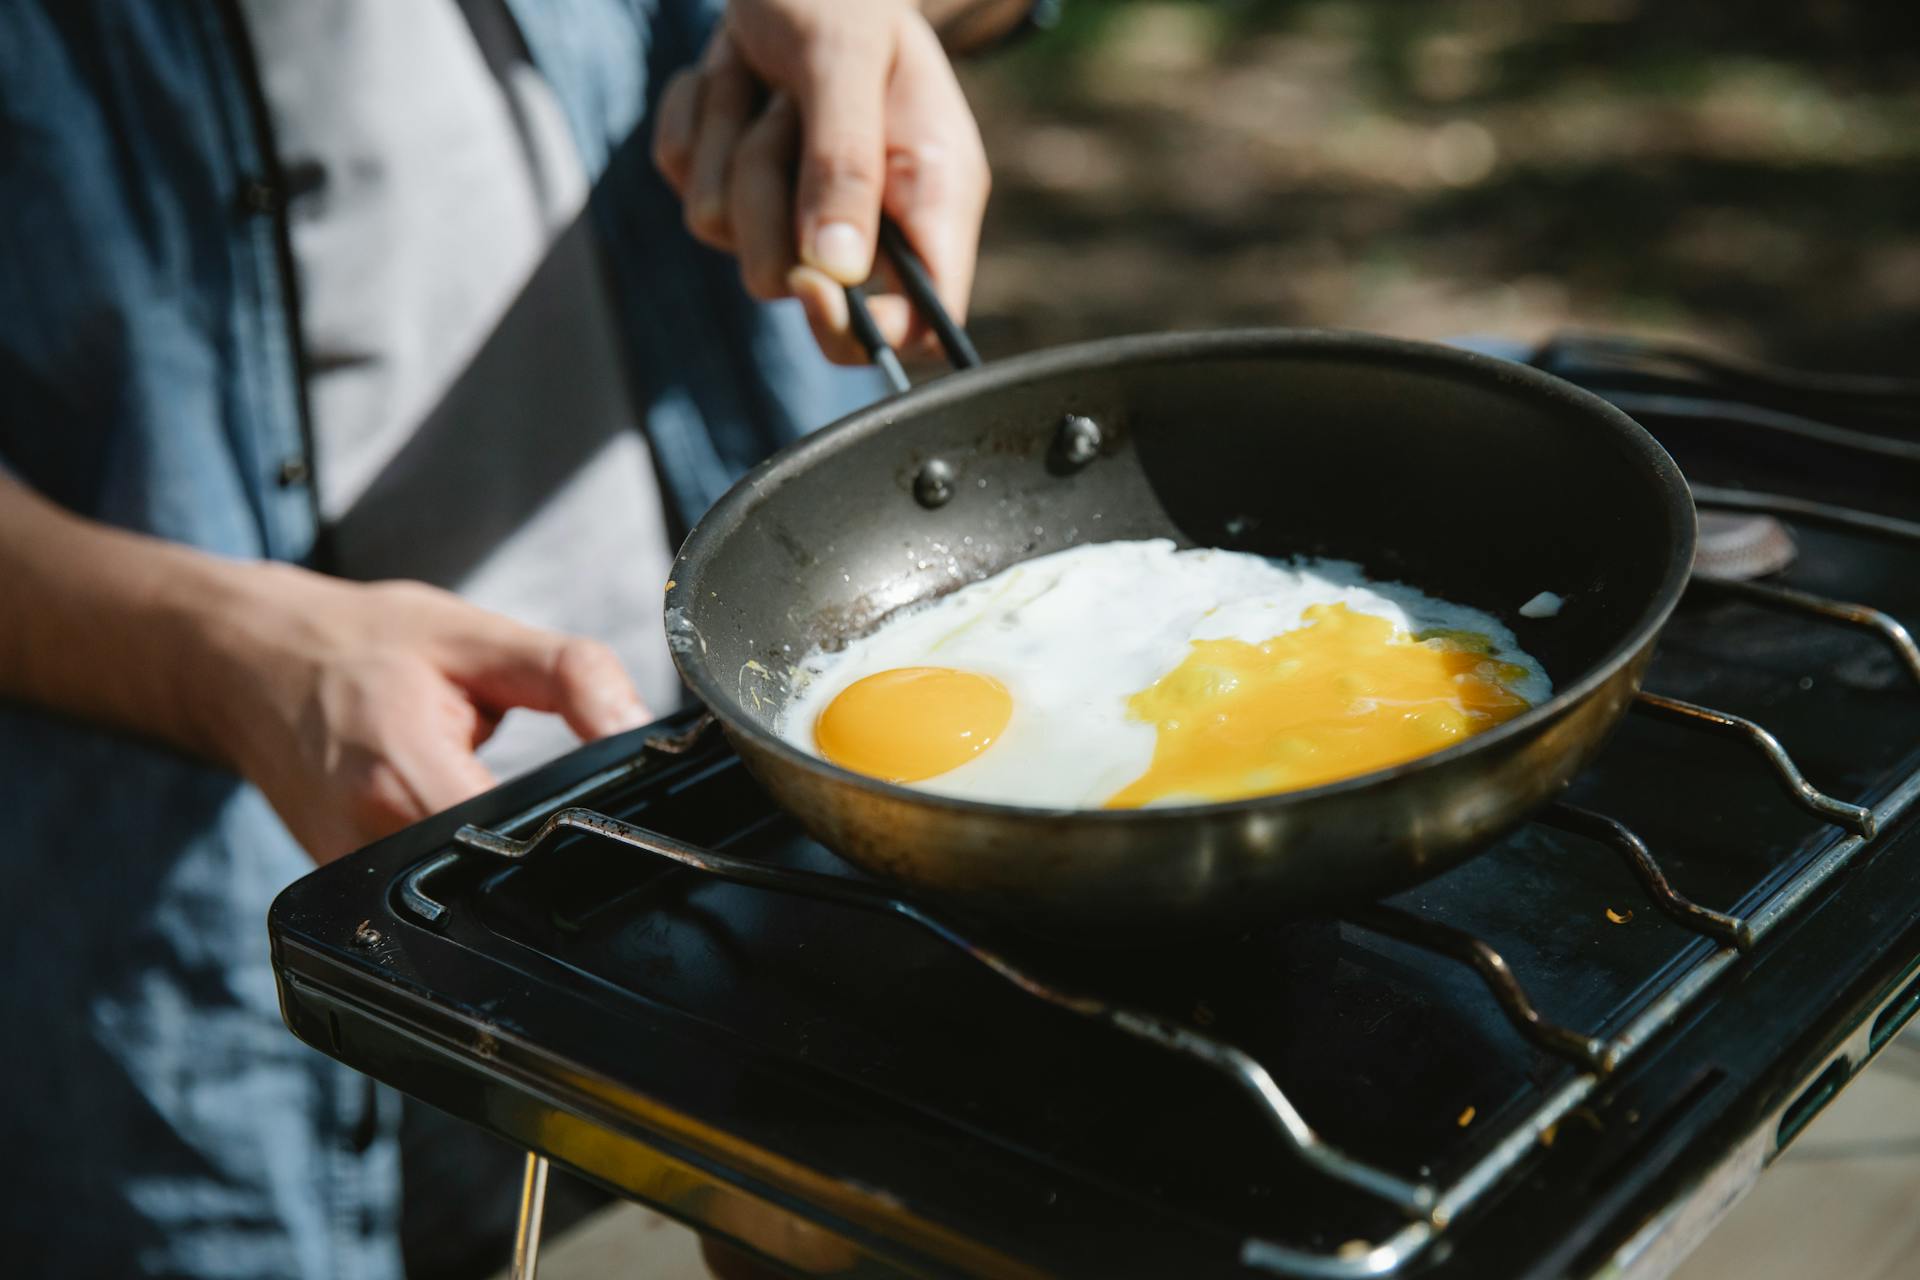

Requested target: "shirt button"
[
  {"left": 277, "top": 456, "right": 311, "bottom": 487},
  {"left": 236, "top": 176, "right": 283, "bottom": 217}
]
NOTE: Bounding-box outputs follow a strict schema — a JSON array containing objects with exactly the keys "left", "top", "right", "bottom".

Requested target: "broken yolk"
[
  {"left": 1104, "top": 604, "right": 1531, "bottom": 808},
  {"left": 815, "top": 666, "right": 1013, "bottom": 783}
]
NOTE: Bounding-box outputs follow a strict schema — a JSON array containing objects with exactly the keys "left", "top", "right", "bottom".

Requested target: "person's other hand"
[
  {"left": 652, "top": 0, "right": 989, "bottom": 364},
  {"left": 206, "top": 565, "right": 647, "bottom": 863}
]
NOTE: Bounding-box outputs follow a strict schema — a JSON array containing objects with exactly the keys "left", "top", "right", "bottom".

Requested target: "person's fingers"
[
  {"left": 729, "top": 95, "right": 801, "bottom": 301},
  {"left": 469, "top": 705, "right": 504, "bottom": 750},
  {"left": 786, "top": 266, "right": 855, "bottom": 362},
  {"left": 319, "top": 660, "right": 500, "bottom": 842},
  {"left": 785, "top": 24, "right": 893, "bottom": 285},
  {"left": 335, "top": 733, "right": 490, "bottom": 855},
  {"left": 652, "top": 68, "right": 701, "bottom": 195},
  {"left": 436, "top": 611, "right": 648, "bottom": 740},
  {"left": 880, "top": 12, "right": 989, "bottom": 331},
  {"left": 788, "top": 265, "right": 913, "bottom": 365},
  {"left": 685, "top": 42, "right": 758, "bottom": 251},
  {"left": 337, "top": 755, "right": 432, "bottom": 852},
  {"left": 546, "top": 638, "right": 650, "bottom": 740},
  {"left": 859, "top": 292, "right": 915, "bottom": 353},
  {"left": 387, "top": 735, "right": 498, "bottom": 819}
]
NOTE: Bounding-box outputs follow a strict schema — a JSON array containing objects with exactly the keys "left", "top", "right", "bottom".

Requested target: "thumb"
[
  {"left": 787, "top": 30, "right": 893, "bottom": 285},
  {"left": 443, "top": 623, "right": 649, "bottom": 741}
]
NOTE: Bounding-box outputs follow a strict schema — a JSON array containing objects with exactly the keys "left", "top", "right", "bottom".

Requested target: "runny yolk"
[
  {"left": 815, "top": 666, "right": 1013, "bottom": 784},
  {"left": 1105, "top": 603, "right": 1532, "bottom": 808}
]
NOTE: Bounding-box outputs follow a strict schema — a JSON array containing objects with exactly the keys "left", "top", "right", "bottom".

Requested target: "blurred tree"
[{"left": 960, "top": 0, "right": 1920, "bottom": 372}]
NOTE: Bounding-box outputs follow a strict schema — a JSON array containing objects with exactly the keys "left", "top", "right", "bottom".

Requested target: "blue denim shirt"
[{"left": 0, "top": 3, "right": 881, "bottom": 1276}]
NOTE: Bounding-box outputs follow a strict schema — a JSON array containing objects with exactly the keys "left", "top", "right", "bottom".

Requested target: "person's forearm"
[
  {"left": 920, "top": 0, "right": 1038, "bottom": 53},
  {"left": 0, "top": 469, "right": 250, "bottom": 760}
]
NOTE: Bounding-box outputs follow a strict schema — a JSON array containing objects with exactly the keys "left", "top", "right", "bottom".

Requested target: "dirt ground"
[{"left": 956, "top": 0, "right": 1920, "bottom": 374}]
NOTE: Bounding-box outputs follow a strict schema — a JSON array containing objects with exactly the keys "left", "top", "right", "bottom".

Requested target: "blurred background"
[{"left": 956, "top": 0, "right": 1920, "bottom": 371}]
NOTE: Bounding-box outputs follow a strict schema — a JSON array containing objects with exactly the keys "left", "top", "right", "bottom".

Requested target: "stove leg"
[{"left": 510, "top": 1152, "right": 550, "bottom": 1280}]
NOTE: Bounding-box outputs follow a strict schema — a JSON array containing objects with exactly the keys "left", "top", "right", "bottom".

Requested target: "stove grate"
[
  {"left": 418, "top": 546, "right": 1920, "bottom": 1278},
  {"left": 395, "top": 340, "right": 1920, "bottom": 1278}
]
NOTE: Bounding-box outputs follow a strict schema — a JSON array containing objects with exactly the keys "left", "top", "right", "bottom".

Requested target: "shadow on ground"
[{"left": 959, "top": 0, "right": 1920, "bottom": 372}]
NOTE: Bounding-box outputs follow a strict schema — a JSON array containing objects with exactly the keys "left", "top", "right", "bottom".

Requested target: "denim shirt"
[{"left": 0, "top": 3, "right": 880, "bottom": 1276}]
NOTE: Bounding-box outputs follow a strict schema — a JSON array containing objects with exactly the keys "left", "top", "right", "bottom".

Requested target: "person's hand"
[
  {"left": 202, "top": 564, "right": 647, "bottom": 863},
  {"left": 0, "top": 472, "right": 647, "bottom": 864},
  {"left": 652, "top": 0, "right": 990, "bottom": 364}
]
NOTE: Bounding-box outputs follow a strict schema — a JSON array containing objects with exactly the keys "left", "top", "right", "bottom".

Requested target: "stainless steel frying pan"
[{"left": 664, "top": 316, "right": 1694, "bottom": 929}]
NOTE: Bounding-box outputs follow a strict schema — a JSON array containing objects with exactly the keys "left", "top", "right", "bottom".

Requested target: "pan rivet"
[
  {"left": 913, "top": 458, "right": 957, "bottom": 509},
  {"left": 1053, "top": 415, "right": 1103, "bottom": 472}
]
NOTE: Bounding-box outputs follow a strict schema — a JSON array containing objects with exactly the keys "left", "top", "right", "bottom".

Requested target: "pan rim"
[{"left": 667, "top": 326, "right": 1698, "bottom": 823}]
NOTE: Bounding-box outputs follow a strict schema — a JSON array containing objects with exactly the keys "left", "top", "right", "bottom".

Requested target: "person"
[{"left": 0, "top": 1, "right": 1037, "bottom": 1274}]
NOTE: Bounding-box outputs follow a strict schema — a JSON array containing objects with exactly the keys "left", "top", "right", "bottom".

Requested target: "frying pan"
[{"left": 664, "top": 260, "right": 1694, "bottom": 929}]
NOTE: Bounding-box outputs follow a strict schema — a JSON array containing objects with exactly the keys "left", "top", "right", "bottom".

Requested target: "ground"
[{"left": 953, "top": 0, "right": 1920, "bottom": 373}]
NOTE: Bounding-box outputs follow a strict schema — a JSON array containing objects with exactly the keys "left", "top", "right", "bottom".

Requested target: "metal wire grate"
[{"left": 411, "top": 552, "right": 1920, "bottom": 1279}]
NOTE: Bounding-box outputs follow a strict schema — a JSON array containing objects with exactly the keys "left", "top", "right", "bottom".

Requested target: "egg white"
[{"left": 775, "top": 540, "right": 1551, "bottom": 809}]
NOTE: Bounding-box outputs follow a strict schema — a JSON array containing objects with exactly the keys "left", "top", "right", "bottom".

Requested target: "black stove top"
[{"left": 271, "top": 336, "right": 1920, "bottom": 1279}]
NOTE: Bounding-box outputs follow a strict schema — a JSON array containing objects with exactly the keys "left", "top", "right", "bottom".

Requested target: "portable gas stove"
[{"left": 270, "top": 336, "right": 1920, "bottom": 1279}]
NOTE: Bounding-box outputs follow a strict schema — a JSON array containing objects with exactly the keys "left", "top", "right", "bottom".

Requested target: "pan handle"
[{"left": 844, "top": 216, "right": 983, "bottom": 392}]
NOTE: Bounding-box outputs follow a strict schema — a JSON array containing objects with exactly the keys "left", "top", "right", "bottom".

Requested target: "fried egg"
[{"left": 775, "top": 540, "right": 1550, "bottom": 809}]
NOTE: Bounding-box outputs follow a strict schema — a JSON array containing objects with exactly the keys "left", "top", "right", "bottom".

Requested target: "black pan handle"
[
  {"left": 845, "top": 282, "right": 910, "bottom": 392},
  {"left": 844, "top": 215, "right": 982, "bottom": 391}
]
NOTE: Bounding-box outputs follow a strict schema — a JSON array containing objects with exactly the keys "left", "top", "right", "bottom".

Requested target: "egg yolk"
[
  {"left": 815, "top": 666, "right": 1013, "bottom": 783},
  {"left": 1105, "top": 604, "right": 1531, "bottom": 808}
]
